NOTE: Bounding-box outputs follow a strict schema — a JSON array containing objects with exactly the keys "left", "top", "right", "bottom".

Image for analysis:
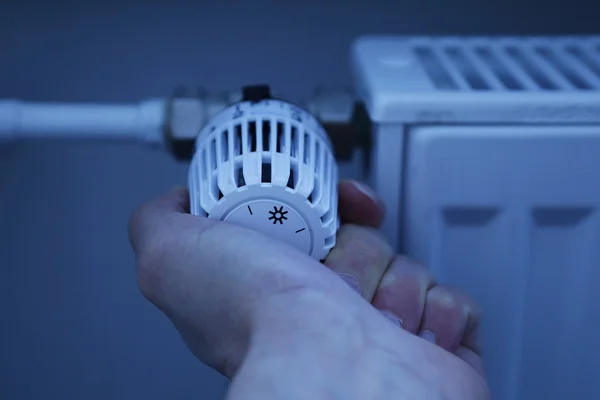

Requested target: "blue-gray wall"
[{"left": 1, "top": 1, "right": 597, "bottom": 399}]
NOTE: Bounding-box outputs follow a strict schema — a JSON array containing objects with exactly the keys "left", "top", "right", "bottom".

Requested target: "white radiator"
[{"left": 353, "top": 35, "right": 600, "bottom": 400}]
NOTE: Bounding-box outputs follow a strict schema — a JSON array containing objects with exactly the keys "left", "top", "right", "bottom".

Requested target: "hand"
[{"left": 128, "top": 181, "right": 490, "bottom": 399}]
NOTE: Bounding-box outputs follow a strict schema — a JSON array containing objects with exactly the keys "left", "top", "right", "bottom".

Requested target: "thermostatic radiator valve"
[{"left": 188, "top": 85, "right": 340, "bottom": 260}]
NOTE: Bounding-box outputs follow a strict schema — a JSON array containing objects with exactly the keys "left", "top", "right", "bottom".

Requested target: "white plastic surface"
[
  {"left": 188, "top": 99, "right": 339, "bottom": 260},
  {"left": 0, "top": 100, "right": 166, "bottom": 144},
  {"left": 404, "top": 125, "right": 600, "bottom": 399},
  {"left": 225, "top": 199, "right": 313, "bottom": 254},
  {"left": 352, "top": 36, "right": 600, "bottom": 123}
]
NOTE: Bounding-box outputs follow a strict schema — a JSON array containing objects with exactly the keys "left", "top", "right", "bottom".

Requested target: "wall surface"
[{"left": 1, "top": 1, "right": 598, "bottom": 399}]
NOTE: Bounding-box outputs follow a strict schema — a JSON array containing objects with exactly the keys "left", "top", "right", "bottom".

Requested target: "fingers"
[
  {"left": 324, "top": 180, "right": 390, "bottom": 301},
  {"left": 323, "top": 224, "right": 394, "bottom": 301},
  {"left": 418, "top": 285, "right": 482, "bottom": 355},
  {"left": 334, "top": 180, "right": 483, "bottom": 368},
  {"left": 337, "top": 180, "right": 385, "bottom": 228},
  {"left": 370, "top": 256, "right": 436, "bottom": 333},
  {"left": 369, "top": 255, "right": 483, "bottom": 366}
]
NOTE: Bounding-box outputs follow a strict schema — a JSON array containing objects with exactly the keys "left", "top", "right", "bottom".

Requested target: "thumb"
[{"left": 128, "top": 186, "right": 195, "bottom": 254}]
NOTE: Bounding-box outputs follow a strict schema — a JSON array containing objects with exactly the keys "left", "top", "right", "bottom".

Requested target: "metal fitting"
[
  {"left": 306, "top": 87, "right": 372, "bottom": 162},
  {"left": 164, "top": 85, "right": 371, "bottom": 163},
  {"left": 164, "top": 87, "right": 234, "bottom": 160}
]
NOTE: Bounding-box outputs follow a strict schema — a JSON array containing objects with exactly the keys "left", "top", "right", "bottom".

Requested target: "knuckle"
[
  {"left": 391, "top": 255, "right": 436, "bottom": 286},
  {"left": 430, "top": 284, "right": 480, "bottom": 319},
  {"left": 429, "top": 285, "right": 461, "bottom": 312}
]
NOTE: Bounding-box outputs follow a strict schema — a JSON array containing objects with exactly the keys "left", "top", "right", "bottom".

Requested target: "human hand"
[{"left": 128, "top": 181, "right": 490, "bottom": 399}]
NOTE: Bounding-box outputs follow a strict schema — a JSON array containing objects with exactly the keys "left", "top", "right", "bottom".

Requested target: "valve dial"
[{"left": 222, "top": 199, "right": 312, "bottom": 254}]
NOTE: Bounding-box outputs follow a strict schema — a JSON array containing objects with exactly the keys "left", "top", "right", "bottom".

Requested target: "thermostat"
[{"left": 188, "top": 85, "right": 340, "bottom": 260}]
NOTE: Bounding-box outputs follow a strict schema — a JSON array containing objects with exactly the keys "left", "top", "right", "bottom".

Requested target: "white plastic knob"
[{"left": 188, "top": 98, "right": 339, "bottom": 260}]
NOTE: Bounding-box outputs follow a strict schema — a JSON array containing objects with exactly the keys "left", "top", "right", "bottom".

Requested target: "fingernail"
[
  {"left": 419, "top": 330, "right": 437, "bottom": 344},
  {"left": 350, "top": 181, "right": 379, "bottom": 203},
  {"left": 337, "top": 273, "right": 361, "bottom": 294},
  {"left": 380, "top": 310, "right": 403, "bottom": 327}
]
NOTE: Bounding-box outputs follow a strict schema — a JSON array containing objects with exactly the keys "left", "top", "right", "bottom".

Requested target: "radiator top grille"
[{"left": 410, "top": 37, "right": 600, "bottom": 92}]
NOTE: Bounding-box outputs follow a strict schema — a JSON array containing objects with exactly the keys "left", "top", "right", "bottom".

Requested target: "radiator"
[{"left": 353, "top": 35, "right": 600, "bottom": 400}]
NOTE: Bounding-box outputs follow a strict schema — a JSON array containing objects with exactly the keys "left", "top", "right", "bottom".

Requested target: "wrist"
[
  {"left": 251, "top": 287, "right": 365, "bottom": 352},
  {"left": 228, "top": 289, "right": 385, "bottom": 399}
]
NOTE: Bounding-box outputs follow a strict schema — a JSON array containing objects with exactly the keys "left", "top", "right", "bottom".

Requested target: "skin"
[{"left": 128, "top": 181, "right": 491, "bottom": 399}]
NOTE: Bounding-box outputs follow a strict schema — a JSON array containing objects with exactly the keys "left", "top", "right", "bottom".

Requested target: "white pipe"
[{"left": 0, "top": 99, "right": 166, "bottom": 145}]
